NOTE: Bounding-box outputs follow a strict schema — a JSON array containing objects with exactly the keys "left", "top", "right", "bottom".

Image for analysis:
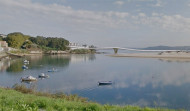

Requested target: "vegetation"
[
  {"left": 0, "top": 85, "right": 178, "bottom": 111},
  {"left": 2, "top": 32, "right": 97, "bottom": 54},
  {"left": 3, "top": 32, "right": 69, "bottom": 51},
  {"left": 6, "top": 32, "right": 30, "bottom": 48},
  {"left": 70, "top": 49, "right": 95, "bottom": 54},
  {"left": 30, "top": 36, "right": 69, "bottom": 51},
  {"left": 0, "top": 36, "right": 3, "bottom": 41}
]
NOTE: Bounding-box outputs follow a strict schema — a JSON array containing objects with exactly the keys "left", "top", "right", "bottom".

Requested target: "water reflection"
[
  {"left": 1, "top": 54, "right": 96, "bottom": 74},
  {"left": 1, "top": 54, "right": 190, "bottom": 109},
  {"left": 159, "top": 58, "right": 190, "bottom": 63},
  {"left": 0, "top": 57, "right": 10, "bottom": 72},
  {"left": 70, "top": 54, "right": 96, "bottom": 63}
]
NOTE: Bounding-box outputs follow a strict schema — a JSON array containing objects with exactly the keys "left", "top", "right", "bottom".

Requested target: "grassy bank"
[{"left": 0, "top": 85, "right": 178, "bottom": 111}]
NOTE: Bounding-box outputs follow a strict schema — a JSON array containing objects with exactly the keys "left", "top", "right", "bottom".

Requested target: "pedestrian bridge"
[{"left": 68, "top": 46, "right": 182, "bottom": 54}]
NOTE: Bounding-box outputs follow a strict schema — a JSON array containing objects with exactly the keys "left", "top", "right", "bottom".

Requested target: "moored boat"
[
  {"left": 22, "top": 65, "right": 28, "bottom": 69},
  {"left": 38, "top": 73, "right": 49, "bottom": 78},
  {"left": 98, "top": 81, "right": 113, "bottom": 85},
  {"left": 21, "top": 76, "right": 37, "bottom": 81},
  {"left": 48, "top": 68, "right": 57, "bottom": 72},
  {"left": 23, "top": 60, "right": 29, "bottom": 64}
]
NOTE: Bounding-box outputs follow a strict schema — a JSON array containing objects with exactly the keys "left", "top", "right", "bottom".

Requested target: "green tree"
[
  {"left": 6, "top": 32, "right": 29, "bottom": 48},
  {"left": 22, "top": 40, "right": 33, "bottom": 49},
  {"left": 0, "top": 36, "right": 3, "bottom": 41}
]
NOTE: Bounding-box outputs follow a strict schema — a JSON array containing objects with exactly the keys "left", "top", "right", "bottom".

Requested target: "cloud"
[
  {"left": 132, "top": 12, "right": 190, "bottom": 32},
  {"left": 152, "top": 0, "right": 164, "bottom": 7},
  {"left": 126, "top": 0, "right": 154, "bottom": 2},
  {"left": 114, "top": 1, "right": 125, "bottom": 6},
  {"left": 0, "top": 0, "right": 129, "bottom": 28},
  {"left": 0, "top": 0, "right": 190, "bottom": 36}
]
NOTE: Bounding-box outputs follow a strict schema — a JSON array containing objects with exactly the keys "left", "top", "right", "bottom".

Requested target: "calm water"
[{"left": 1, "top": 54, "right": 190, "bottom": 109}]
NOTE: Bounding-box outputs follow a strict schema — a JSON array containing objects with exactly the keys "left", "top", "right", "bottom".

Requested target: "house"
[
  {"left": 0, "top": 34, "right": 7, "bottom": 38},
  {"left": 68, "top": 42, "right": 89, "bottom": 50},
  {"left": 0, "top": 41, "right": 8, "bottom": 52},
  {"left": 0, "top": 41, "right": 8, "bottom": 47}
]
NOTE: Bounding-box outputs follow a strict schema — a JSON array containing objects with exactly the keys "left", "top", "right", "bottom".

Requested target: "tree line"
[{"left": 1, "top": 32, "right": 69, "bottom": 51}]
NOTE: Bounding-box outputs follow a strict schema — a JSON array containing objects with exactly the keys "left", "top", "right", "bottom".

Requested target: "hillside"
[{"left": 143, "top": 46, "right": 190, "bottom": 50}]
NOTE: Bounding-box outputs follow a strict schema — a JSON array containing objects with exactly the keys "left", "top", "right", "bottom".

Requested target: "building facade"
[{"left": 0, "top": 41, "right": 8, "bottom": 52}]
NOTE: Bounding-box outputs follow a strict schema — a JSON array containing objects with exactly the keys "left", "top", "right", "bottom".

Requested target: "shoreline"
[
  {"left": 0, "top": 52, "right": 8, "bottom": 60},
  {"left": 108, "top": 52, "right": 190, "bottom": 59},
  {"left": 0, "top": 86, "right": 175, "bottom": 111}
]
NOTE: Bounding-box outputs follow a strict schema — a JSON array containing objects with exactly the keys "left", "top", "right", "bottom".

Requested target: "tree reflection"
[
  {"left": 0, "top": 58, "right": 10, "bottom": 72},
  {"left": 27, "top": 55, "right": 71, "bottom": 68},
  {"left": 7, "top": 59, "right": 23, "bottom": 72},
  {"left": 5, "top": 54, "right": 96, "bottom": 72}
]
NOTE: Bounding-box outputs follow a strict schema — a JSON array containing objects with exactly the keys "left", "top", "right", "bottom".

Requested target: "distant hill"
[{"left": 142, "top": 46, "right": 190, "bottom": 50}]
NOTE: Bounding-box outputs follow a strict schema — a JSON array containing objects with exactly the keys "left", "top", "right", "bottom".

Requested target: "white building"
[
  {"left": 0, "top": 34, "right": 7, "bottom": 38},
  {"left": 68, "top": 42, "right": 89, "bottom": 50},
  {"left": 0, "top": 41, "right": 8, "bottom": 52}
]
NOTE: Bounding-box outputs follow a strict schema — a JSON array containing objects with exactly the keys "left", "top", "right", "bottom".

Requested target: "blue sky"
[{"left": 0, "top": 0, "right": 190, "bottom": 47}]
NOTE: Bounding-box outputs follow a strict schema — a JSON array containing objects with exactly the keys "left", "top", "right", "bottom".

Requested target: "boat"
[
  {"left": 21, "top": 76, "right": 37, "bottom": 81},
  {"left": 38, "top": 73, "right": 49, "bottom": 78},
  {"left": 48, "top": 68, "right": 57, "bottom": 72},
  {"left": 98, "top": 81, "right": 113, "bottom": 85},
  {"left": 21, "top": 81, "right": 34, "bottom": 84},
  {"left": 22, "top": 65, "right": 28, "bottom": 69},
  {"left": 23, "top": 60, "right": 29, "bottom": 64}
]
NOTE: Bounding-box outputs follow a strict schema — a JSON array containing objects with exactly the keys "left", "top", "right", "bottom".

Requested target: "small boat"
[
  {"left": 23, "top": 60, "right": 29, "bottom": 64},
  {"left": 21, "top": 76, "right": 37, "bottom": 81},
  {"left": 48, "top": 68, "right": 57, "bottom": 72},
  {"left": 98, "top": 81, "right": 113, "bottom": 85},
  {"left": 22, "top": 65, "right": 28, "bottom": 69},
  {"left": 38, "top": 73, "right": 49, "bottom": 78}
]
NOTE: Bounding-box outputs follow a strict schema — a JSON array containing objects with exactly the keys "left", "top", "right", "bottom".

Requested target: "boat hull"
[
  {"left": 98, "top": 81, "right": 112, "bottom": 85},
  {"left": 21, "top": 79, "right": 37, "bottom": 81},
  {"left": 38, "top": 75, "right": 49, "bottom": 78}
]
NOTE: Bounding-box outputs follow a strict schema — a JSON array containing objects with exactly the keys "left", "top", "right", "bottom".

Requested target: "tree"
[
  {"left": 22, "top": 40, "right": 33, "bottom": 49},
  {"left": 6, "top": 32, "right": 70, "bottom": 50},
  {"left": 0, "top": 36, "right": 3, "bottom": 41},
  {"left": 6, "top": 32, "right": 29, "bottom": 48}
]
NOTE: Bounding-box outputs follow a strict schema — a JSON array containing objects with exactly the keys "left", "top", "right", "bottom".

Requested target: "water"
[{"left": 1, "top": 54, "right": 190, "bottom": 109}]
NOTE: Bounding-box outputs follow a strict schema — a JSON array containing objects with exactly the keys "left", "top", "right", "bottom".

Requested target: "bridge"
[{"left": 68, "top": 46, "right": 183, "bottom": 54}]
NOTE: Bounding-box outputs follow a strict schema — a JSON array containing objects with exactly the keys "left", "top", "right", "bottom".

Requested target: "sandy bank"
[{"left": 108, "top": 51, "right": 190, "bottom": 59}]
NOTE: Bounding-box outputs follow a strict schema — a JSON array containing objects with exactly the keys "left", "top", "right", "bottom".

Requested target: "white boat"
[
  {"left": 38, "top": 73, "right": 49, "bottom": 78},
  {"left": 48, "top": 68, "right": 57, "bottom": 72},
  {"left": 22, "top": 65, "right": 28, "bottom": 69},
  {"left": 24, "top": 60, "right": 29, "bottom": 64},
  {"left": 21, "top": 76, "right": 37, "bottom": 81}
]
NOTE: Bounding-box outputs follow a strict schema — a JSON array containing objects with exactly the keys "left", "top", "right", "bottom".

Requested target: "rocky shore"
[{"left": 0, "top": 52, "right": 8, "bottom": 60}]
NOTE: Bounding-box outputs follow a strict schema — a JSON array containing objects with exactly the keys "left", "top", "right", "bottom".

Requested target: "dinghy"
[
  {"left": 23, "top": 60, "right": 29, "bottom": 64},
  {"left": 22, "top": 65, "right": 28, "bottom": 69},
  {"left": 98, "top": 81, "right": 113, "bottom": 85},
  {"left": 38, "top": 73, "right": 49, "bottom": 78},
  {"left": 21, "top": 76, "right": 37, "bottom": 81},
  {"left": 48, "top": 68, "right": 57, "bottom": 72}
]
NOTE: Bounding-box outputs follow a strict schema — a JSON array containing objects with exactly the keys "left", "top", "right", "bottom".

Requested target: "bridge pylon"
[{"left": 113, "top": 48, "right": 118, "bottom": 54}]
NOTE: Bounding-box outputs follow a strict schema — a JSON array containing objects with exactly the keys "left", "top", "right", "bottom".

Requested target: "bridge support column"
[{"left": 113, "top": 48, "right": 118, "bottom": 54}]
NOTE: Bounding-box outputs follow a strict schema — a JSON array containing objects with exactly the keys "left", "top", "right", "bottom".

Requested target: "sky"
[{"left": 0, "top": 0, "right": 190, "bottom": 48}]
